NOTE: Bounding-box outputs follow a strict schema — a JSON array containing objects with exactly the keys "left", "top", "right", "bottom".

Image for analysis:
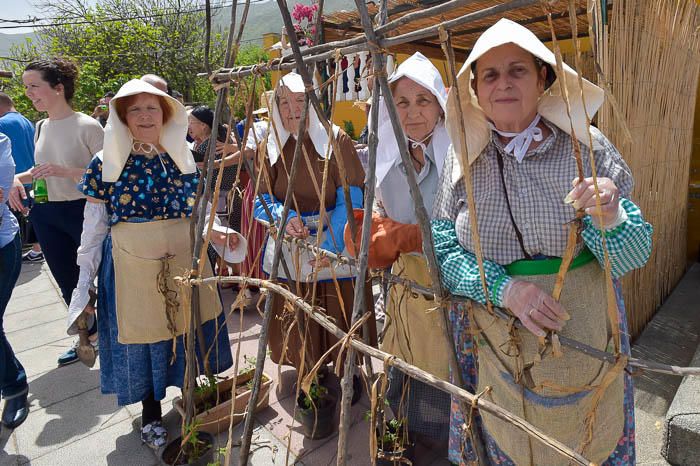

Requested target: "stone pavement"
[{"left": 0, "top": 261, "right": 450, "bottom": 466}]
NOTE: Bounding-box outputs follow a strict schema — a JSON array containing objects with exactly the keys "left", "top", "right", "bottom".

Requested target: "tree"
[{"left": 0, "top": 0, "right": 271, "bottom": 121}]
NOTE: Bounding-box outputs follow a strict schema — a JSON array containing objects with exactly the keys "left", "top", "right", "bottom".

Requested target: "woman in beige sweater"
[{"left": 8, "top": 57, "right": 104, "bottom": 367}]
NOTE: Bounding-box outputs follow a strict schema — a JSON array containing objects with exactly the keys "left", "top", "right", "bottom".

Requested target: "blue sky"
[{"left": 2, "top": 0, "right": 98, "bottom": 34}]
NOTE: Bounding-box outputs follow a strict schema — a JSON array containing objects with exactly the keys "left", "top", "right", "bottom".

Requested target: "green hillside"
[
  {"left": 211, "top": 0, "right": 352, "bottom": 44},
  {"left": 0, "top": 32, "right": 37, "bottom": 57}
]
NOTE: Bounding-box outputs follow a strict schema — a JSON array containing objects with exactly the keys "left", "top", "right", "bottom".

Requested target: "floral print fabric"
[{"left": 81, "top": 153, "right": 198, "bottom": 225}]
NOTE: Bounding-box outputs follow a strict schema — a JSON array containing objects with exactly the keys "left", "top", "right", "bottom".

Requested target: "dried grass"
[{"left": 597, "top": 0, "right": 700, "bottom": 337}]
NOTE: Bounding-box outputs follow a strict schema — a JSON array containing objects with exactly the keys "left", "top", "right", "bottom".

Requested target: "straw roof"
[{"left": 322, "top": 0, "right": 592, "bottom": 59}]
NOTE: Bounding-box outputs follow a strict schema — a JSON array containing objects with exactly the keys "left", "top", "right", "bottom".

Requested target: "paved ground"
[
  {"left": 1, "top": 260, "right": 696, "bottom": 465},
  {"left": 0, "top": 261, "right": 450, "bottom": 466}
]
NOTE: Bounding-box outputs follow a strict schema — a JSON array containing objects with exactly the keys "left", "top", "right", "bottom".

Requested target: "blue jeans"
[{"left": 0, "top": 233, "right": 26, "bottom": 398}]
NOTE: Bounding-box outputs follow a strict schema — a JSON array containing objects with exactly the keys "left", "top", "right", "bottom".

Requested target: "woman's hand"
[
  {"left": 210, "top": 230, "right": 240, "bottom": 250},
  {"left": 215, "top": 140, "right": 239, "bottom": 156},
  {"left": 285, "top": 216, "right": 309, "bottom": 239},
  {"left": 566, "top": 177, "right": 620, "bottom": 228},
  {"left": 8, "top": 177, "right": 28, "bottom": 213},
  {"left": 502, "top": 280, "right": 570, "bottom": 337},
  {"left": 0, "top": 187, "right": 4, "bottom": 204},
  {"left": 31, "top": 163, "right": 73, "bottom": 179},
  {"left": 308, "top": 257, "right": 331, "bottom": 268}
]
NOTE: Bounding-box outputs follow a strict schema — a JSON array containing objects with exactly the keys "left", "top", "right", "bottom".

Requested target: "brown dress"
[{"left": 258, "top": 130, "right": 377, "bottom": 372}]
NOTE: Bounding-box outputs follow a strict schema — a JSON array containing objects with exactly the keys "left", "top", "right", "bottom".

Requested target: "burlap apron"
[
  {"left": 262, "top": 212, "right": 356, "bottom": 282},
  {"left": 382, "top": 254, "right": 450, "bottom": 380},
  {"left": 110, "top": 218, "right": 222, "bottom": 344},
  {"left": 471, "top": 258, "right": 624, "bottom": 466}
]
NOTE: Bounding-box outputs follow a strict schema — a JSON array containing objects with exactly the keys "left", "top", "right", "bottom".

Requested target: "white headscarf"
[
  {"left": 101, "top": 79, "right": 195, "bottom": 182},
  {"left": 267, "top": 72, "right": 340, "bottom": 166},
  {"left": 446, "top": 18, "right": 605, "bottom": 183},
  {"left": 376, "top": 52, "right": 450, "bottom": 186}
]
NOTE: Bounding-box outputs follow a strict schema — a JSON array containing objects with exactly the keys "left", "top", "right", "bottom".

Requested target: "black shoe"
[
  {"left": 22, "top": 250, "right": 44, "bottom": 263},
  {"left": 57, "top": 342, "right": 80, "bottom": 367},
  {"left": 2, "top": 391, "right": 29, "bottom": 429},
  {"left": 351, "top": 375, "right": 362, "bottom": 406}
]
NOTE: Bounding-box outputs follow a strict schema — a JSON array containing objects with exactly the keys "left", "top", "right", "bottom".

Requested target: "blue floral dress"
[{"left": 82, "top": 153, "right": 233, "bottom": 405}]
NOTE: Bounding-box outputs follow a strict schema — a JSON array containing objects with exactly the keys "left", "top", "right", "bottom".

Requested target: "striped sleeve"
[
  {"left": 581, "top": 197, "right": 653, "bottom": 278},
  {"left": 431, "top": 218, "right": 512, "bottom": 307}
]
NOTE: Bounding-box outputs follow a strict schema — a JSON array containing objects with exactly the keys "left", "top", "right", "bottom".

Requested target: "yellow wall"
[{"left": 687, "top": 83, "right": 700, "bottom": 262}]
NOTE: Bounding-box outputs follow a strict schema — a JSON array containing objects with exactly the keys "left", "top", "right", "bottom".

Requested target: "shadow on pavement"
[{"left": 0, "top": 427, "right": 30, "bottom": 465}]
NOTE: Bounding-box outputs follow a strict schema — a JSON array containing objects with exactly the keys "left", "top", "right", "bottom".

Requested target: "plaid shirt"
[{"left": 432, "top": 120, "right": 653, "bottom": 306}]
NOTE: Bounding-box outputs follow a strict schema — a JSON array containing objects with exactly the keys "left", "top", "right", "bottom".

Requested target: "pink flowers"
[
  {"left": 291, "top": 2, "right": 320, "bottom": 46},
  {"left": 292, "top": 3, "right": 318, "bottom": 23}
]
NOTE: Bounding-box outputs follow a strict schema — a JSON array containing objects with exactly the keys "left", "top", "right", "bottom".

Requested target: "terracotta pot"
[{"left": 173, "top": 370, "right": 272, "bottom": 435}]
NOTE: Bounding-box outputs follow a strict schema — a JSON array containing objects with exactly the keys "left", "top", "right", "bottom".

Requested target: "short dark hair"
[
  {"left": 24, "top": 57, "right": 79, "bottom": 101},
  {"left": 0, "top": 92, "right": 13, "bottom": 108},
  {"left": 103, "top": 91, "right": 115, "bottom": 99},
  {"left": 113, "top": 92, "right": 174, "bottom": 126}
]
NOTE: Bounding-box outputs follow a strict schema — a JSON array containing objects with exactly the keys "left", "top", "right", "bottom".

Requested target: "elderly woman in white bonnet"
[
  {"left": 253, "top": 72, "right": 376, "bottom": 401},
  {"left": 431, "top": 19, "right": 652, "bottom": 465},
  {"left": 345, "top": 52, "right": 452, "bottom": 449},
  {"left": 67, "top": 79, "right": 246, "bottom": 449}
]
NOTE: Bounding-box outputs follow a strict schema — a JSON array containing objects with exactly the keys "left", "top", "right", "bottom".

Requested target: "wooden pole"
[
  {"left": 238, "top": 95, "right": 311, "bottom": 464},
  {"left": 192, "top": 275, "right": 594, "bottom": 466},
  {"left": 206, "top": 0, "right": 541, "bottom": 83},
  {"left": 336, "top": 2, "right": 385, "bottom": 462},
  {"left": 275, "top": 0, "right": 378, "bottom": 379}
]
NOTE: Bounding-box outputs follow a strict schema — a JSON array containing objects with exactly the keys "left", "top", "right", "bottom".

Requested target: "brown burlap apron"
[
  {"left": 110, "top": 218, "right": 222, "bottom": 344},
  {"left": 471, "top": 259, "right": 624, "bottom": 466},
  {"left": 382, "top": 254, "right": 450, "bottom": 380}
]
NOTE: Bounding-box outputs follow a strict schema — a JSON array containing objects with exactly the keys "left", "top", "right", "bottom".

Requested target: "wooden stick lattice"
[{"left": 181, "top": 1, "right": 700, "bottom": 465}]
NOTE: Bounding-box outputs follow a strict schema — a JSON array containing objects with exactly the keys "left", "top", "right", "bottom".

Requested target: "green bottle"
[{"left": 33, "top": 176, "right": 49, "bottom": 204}]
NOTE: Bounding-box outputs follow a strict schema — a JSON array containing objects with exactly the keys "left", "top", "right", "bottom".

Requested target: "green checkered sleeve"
[
  {"left": 431, "top": 219, "right": 512, "bottom": 307},
  {"left": 581, "top": 197, "right": 653, "bottom": 278}
]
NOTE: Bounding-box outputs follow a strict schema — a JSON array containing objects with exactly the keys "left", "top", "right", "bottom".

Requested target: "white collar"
[{"left": 489, "top": 114, "right": 543, "bottom": 163}]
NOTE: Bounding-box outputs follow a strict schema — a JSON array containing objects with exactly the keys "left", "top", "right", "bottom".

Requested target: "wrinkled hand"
[
  {"left": 31, "top": 163, "right": 68, "bottom": 179},
  {"left": 285, "top": 216, "right": 309, "bottom": 239},
  {"left": 565, "top": 177, "right": 620, "bottom": 228},
  {"left": 8, "top": 177, "right": 28, "bottom": 214},
  {"left": 84, "top": 302, "right": 96, "bottom": 315},
  {"left": 502, "top": 280, "right": 570, "bottom": 337}
]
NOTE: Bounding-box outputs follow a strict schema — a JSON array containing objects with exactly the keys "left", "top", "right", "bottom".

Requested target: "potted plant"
[
  {"left": 172, "top": 356, "right": 273, "bottom": 435},
  {"left": 161, "top": 420, "right": 215, "bottom": 466},
  {"left": 374, "top": 417, "right": 414, "bottom": 466},
  {"left": 296, "top": 381, "right": 337, "bottom": 439}
]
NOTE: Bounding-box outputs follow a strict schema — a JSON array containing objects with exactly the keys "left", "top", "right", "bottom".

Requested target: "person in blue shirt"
[
  {"left": 0, "top": 132, "right": 29, "bottom": 430},
  {"left": 0, "top": 92, "right": 43, "bottom": 263}
]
